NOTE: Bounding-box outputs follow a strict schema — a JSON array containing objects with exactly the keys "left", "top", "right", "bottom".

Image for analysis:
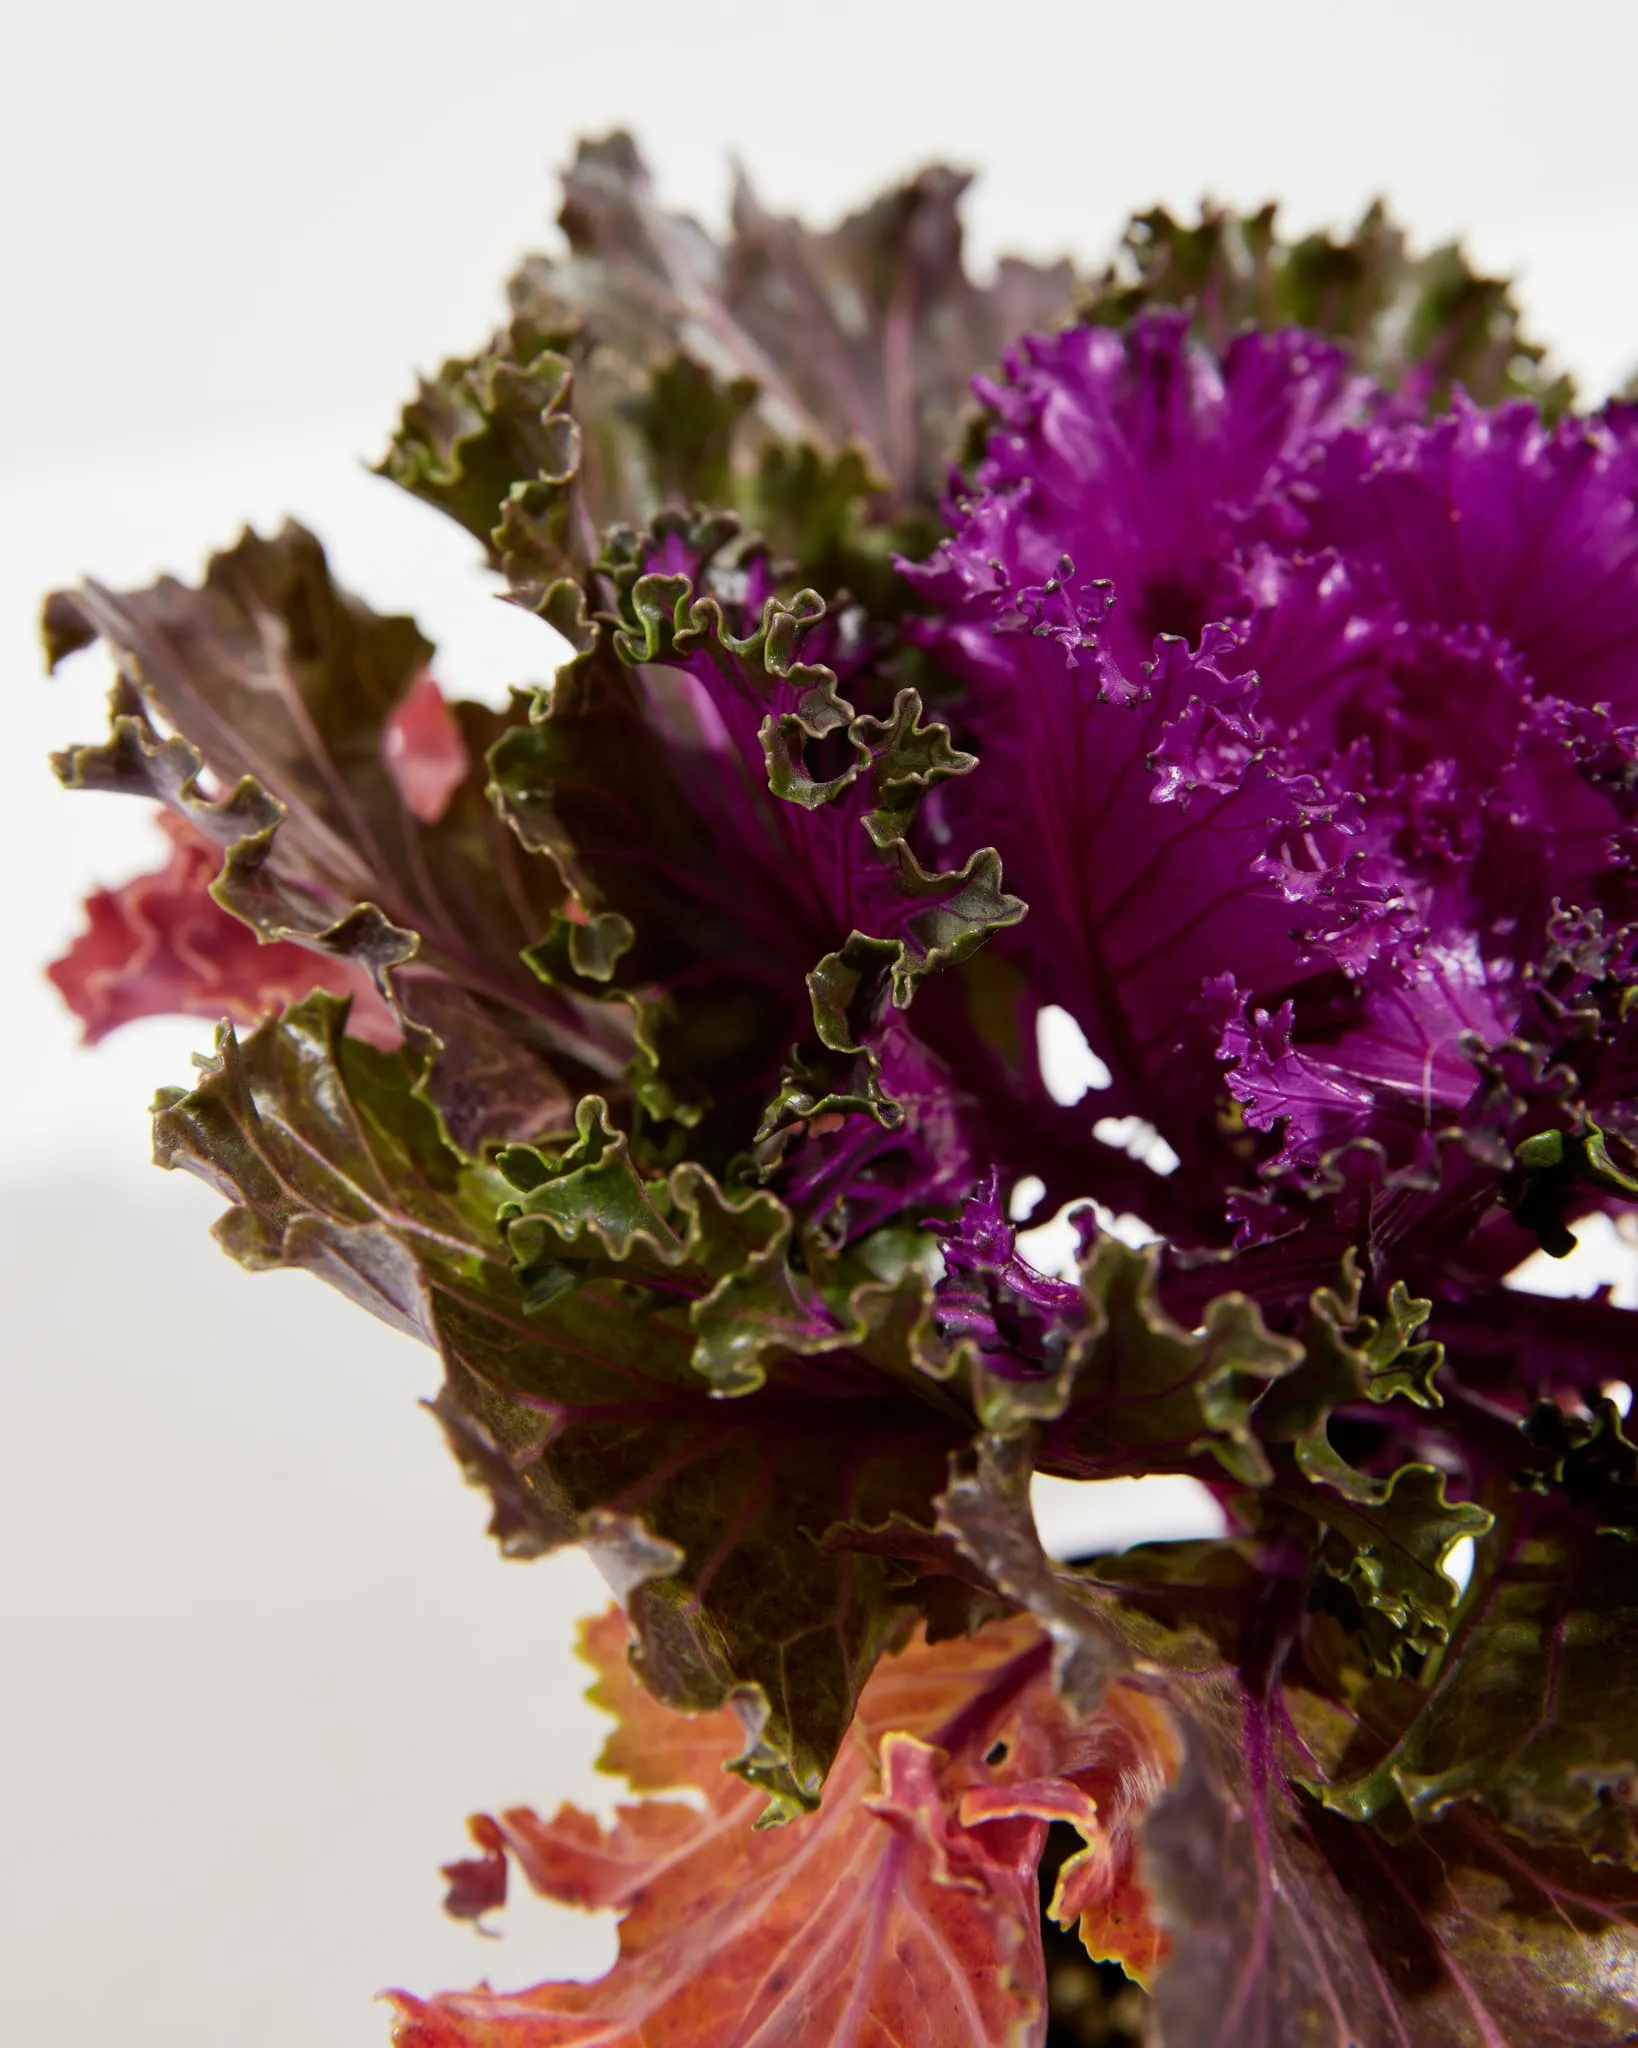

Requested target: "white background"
[{"left": 5, "top": 4, "right": 1638, "bottom": 2041}]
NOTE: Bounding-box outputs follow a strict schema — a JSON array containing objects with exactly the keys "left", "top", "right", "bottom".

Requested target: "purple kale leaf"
[{"left": 901, "top": 312, "right": 1638, "bottom": 1340}]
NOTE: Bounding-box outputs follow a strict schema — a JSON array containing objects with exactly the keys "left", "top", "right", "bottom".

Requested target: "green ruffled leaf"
[
  {"left": 1288, "top": 1449, "right": 1492, "bottom": 1675},
  {"left": 151, "top": 992, "right": 973, "bottom": 1821},
  {"left": 1319, "top": 1401, "right": 1638, "bottom": 1864},
  {"left": 1030, "top": 1237, "right": 1305, "bottom": 1487},
  {"left": 1027, "top": 1243, "right": 1481, "bottom": 1678},
  {"left": 1079, "top": 197, "right": 1574, "bottom": 415},
  {"left": 497, "top": 1093, "right": 882, "bottom": 1400},
  {"left": 1239, "top": 1256, "right": 1489, "bottom": 1674},
  {"left": 379, "top": 131, "right": 1078, "bottom": 601},
  {"left": 909, "top": 1195, "right": 1489, "bottom": 1682},
  {"left": 488, "top": 526, "right": 1019, "bottom": 1158},
  {"left": 45, "top": 522, "right": 622, "bottom": 1150},
  {"left": 1253, "top": 1253, "right": 1447, "bottom": 1443}
]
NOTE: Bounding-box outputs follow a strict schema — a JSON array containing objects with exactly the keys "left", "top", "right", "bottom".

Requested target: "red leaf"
[
  {"left": 383, "top": 672, "right": 470, "bottom": 826},
  {"left": 442, "top": 1816, "right": 510, "bottom": 1926},
  {"left": 47, "top": 813, "right": 398, "bottom": 1048},
  {"left": 389, "top": 1609, "right": 1180, "bottom": 2048}
]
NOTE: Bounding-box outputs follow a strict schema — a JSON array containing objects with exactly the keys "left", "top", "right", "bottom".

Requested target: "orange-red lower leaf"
[{"left": 389, "top": 1609, "right": 1179, "bottom": 2048}]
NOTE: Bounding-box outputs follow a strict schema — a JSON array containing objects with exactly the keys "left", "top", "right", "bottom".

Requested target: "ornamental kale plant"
[{"left": 43, "top": 135, "right": 1638, "bottom": 2044}]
